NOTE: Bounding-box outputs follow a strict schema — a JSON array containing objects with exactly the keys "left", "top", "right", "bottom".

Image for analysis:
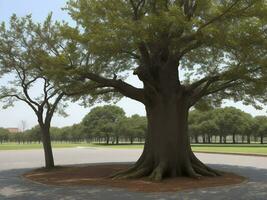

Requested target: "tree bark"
[
  {"left": 232, "top": 133, "right": 236, "bottom": 144},
  {"left": 130, "top": 136, "right": 134, "bottom": 144},
  {"left": 207, "top": 134, "right": 211, "bottom": 144},
  {"left": 223, "top": 136, "right": 227, "bottom": 143},
  {"left": 41, "top": 126, "right": 54, "bottom": 169},
  {"left": 116, "top": 136, "right": 119, "bottom": 144},
  {"left": 247, "top": 135, "right": 251, "bottom": 144},
  {"left": 111, "top": 91, "right": 220, "bottom": 180},
  {"left": 106, "top": 135, "right": 110, "bottom": 144}
]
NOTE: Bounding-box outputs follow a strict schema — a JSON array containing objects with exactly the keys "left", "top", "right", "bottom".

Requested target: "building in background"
[{"left": 6, "top": 128, "right": 20, "bottom": 133}]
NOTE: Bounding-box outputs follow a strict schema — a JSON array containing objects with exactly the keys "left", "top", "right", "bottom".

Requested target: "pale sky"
[{"left": 0, "top": 0, "right": 266, "bottom": 130}]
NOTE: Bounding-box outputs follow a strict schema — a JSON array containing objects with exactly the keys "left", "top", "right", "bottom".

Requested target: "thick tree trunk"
[
  {"left": 111, "top": 93, "right": 220, "bottom": 180},
  {"left": 41, "top": 126, "right": 54, "bottom": 169}
]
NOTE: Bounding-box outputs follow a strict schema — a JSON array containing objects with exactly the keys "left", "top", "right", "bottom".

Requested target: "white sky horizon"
[{"left": 0, "top": 0, "right": 266, "bottom": 130}]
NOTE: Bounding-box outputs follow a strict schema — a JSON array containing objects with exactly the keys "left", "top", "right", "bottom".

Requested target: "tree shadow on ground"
[{"left": 0, "top": 164, "right": 267, "bottom": 200}]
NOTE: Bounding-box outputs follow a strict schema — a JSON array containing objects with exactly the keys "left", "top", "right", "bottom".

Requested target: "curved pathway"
[{"left": 0, "top": 148, "right": 267, "bottom": 200}]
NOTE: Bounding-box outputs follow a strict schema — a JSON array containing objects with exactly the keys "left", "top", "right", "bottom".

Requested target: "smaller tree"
[
  {"left": 0, "top": 128, "right": 9, "bottom": 144},
  {"left": 188, "top": 111, "right": 202, "bottom": 143},
  {"left": 213, "top": 107, "right": 249, "bottom": 144},
  {"left": 116, "top": 114, "right": 147, "bottom": 144},
  {"left": 0, "top": 16, "right": 68, "bottom": 168},
  {"left": 189, "top": 110, "right": 218, "bottom": 143},
  {"left": 240, "top": 114, "right": 255, "bottom": 144},
  {"left": 254, "top": 116, "right": 267, "bottom": 144},
  {"left": 82, "top": 105, "right": 125, "bottom": 144},
  {"left": 23, "top": 126, "right": 42, "bottom": 143}
]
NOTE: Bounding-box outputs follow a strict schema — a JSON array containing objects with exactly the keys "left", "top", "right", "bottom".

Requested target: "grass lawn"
[
  {"left": 0, "top": 143, "right": 84, "bottom": 150},
  {"left": 0, "top": 143, "right": 144, "bottom": 150},
  {"left": 0, "top": 142, "right": 267, "bottom": 156},
  {"left": 192, "top": 144, "right": 267, "bottom": 155}
]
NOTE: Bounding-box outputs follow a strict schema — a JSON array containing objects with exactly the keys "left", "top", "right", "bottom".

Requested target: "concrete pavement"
[{"left": 0, "top": 148, "right": 267, "bottom": 200}]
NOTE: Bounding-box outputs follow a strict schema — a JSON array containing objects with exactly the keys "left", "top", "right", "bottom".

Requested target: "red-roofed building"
[{"left": 6, "top": 128, "right": 20, "bottom": 133}]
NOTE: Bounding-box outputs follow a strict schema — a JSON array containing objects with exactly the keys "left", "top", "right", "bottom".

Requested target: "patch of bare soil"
[{"left": 23, "top": 164, "right": 246, "bottom": 193}]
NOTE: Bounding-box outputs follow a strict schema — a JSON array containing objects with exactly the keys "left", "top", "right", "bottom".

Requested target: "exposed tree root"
[
  {"left": 185, "top": 166, "right": 201, "bottom": 179},
  {"left": 190, "top": 152, "right": 223, "bottom": 176},
  {"left": 110, "top": 151, "right": 222, "bottom": 181},
  {"left": 192, "top": 164, "right": 217, "bottom": 177},
  {"left": 114, "top": 167, "right": 151, "bottom": 179},
  {"left": 109, "top": 165, "right": 138, "bottom": 179},
  {"left": 148, "top": 163, "right": 166, "bottom": 181}
]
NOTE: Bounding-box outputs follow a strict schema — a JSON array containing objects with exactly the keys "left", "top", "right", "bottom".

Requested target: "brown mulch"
[{"left": 23, "top": 164, "right": 246, "bottom": 193}]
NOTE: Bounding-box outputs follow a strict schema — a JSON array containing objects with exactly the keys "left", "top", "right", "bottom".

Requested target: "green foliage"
[
  {"left": 0, "top": 15, "right": 67, "bottom": 118},
  {"left": 254, "top": 116, "right": 267, "bottom": 138},
  {"left": 189, "top": 107, "right": 256, "bottom": 142},
  {"left": 59, "top": 0, "right": 267, "bottom": 109},
  {"left": 116, "top": 114, "right": 147, "bottom": 140},
  {"left": 23, "top": 126, "right": 42, "bottom": 142},
  {"left": 0, "top": 128, "right": 9, "bottom": 142},
  {"left": 81, "top": 105, "right": 126, "bottom": 138}
]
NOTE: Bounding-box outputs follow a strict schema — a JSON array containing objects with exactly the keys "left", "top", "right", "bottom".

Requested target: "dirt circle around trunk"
[{"left": 23, "top": 163, "right": 246, "bottom": 193}]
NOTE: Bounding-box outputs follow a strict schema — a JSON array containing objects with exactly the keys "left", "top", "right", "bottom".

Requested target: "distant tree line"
[
  {"left": 189, "top": 107, "right": 267, "bottom": 144},
  {"left": 1, "top": 106, "right": 267, "bottom": 144},
  {"left": 1, "top": 105, "right": 147, "bottom": 144}
]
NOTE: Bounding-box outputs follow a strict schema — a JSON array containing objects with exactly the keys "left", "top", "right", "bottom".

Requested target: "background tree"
[
  {"left": 240, "top": 113, "right": 255, "bottom": 144},
  {"left": 23, "top": 126, "right": 42, "bottom": 143},
  {"left": 189, "top": 110, "right": 219, "bottom": 143},
  {"left": 254, "top": 116, "right": 267, "bottom": 144},
  {"left": 214, "top": 107, "right": 253, "bottom": 144},
  {"left": 0, "top": 128, "right": 9, "bottom": 144},
  {"left": 32, "top": 0, "right": 267, "bottom": 179},
  {"left": 82, "top": 105, "right": 125, "bottom": 144},
  {"left": 116, "top": 114, "right": 147, "bottom": 144},
  {"left": 188, "top": 110, "right": 202, "bottom": 143},
  {"left": 0, "top": 16, "right": 68, "bottom": 168},
  {"left": 189, "top": 108, "right": 255, "bottom": 144}
]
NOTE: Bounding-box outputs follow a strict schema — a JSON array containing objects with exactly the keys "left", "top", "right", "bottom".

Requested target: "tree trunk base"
[{"left": 110, "top": 152, "right": 222, "bottom": 181}]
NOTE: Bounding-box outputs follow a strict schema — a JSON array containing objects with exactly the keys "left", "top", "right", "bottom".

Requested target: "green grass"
[
  {"left": 192, "top": 144, "right": 267, "bottom": 155},
  {"left": 0, "top": 142, "right": 144, "bottom": 150},
  {"left": 0, "top": 142, "right": 267, "bottom": 155},
  {"left": 0, "top": 142, "right": 90, "bottom": 150}
]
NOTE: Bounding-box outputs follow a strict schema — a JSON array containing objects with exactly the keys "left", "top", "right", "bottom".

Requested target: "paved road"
[{"left": 0, "top": 148, "right": 267, "bottom": 200}]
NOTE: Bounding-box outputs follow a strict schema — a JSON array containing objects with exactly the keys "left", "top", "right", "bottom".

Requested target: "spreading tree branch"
[
  {"left": 0, "top": 94, "right": 38, "bottom": 114},
  {"left": 197, "top": 0, "right": 242, "bottom": 31},
  {"left": 83, "top": 72, "right": 145, "bottom": 103}
]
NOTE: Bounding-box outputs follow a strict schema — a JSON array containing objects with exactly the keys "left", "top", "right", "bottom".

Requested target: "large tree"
[
  {"left": 0, "top": 15, "right": 70, "bottom": 168},
  {"left": 38, "top": 0, "right": 267, "bottom": 179}
]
